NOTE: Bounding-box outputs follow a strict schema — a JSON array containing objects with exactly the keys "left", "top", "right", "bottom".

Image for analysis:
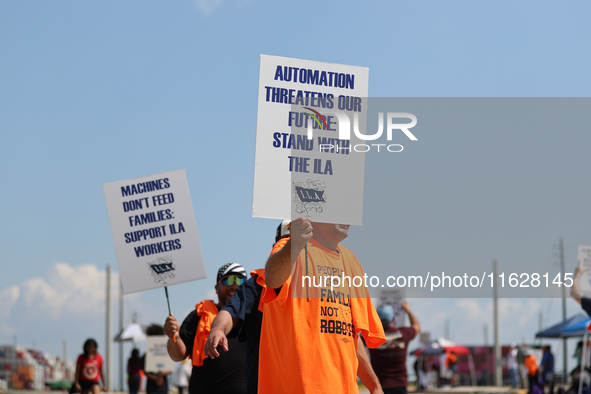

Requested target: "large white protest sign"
[
  {"left": 578, "top": 245, "right": 591, "bottom": 295},
  {"left": 145, "top": 336, "right": 176, "bottom": 372},
  {"left": 103, "top": 169, "right": 206, "bottom": 294},
  {"left": 253, "top": 55, "right": 369, "bottom": 225}
]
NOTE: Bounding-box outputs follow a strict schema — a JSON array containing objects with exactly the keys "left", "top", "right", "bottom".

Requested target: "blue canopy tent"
[
  {"left": 535, "top": 313, "right": 590, "bottom": 338},
  {"left": 561, "top": 318, "right": 591, "bottom": 337}
]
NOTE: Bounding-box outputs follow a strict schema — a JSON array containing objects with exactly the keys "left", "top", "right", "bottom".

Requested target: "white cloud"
[
  {"left": 498, "top": 298, "right": 542, "bottom": 329},
  {"left": 16, "top": 263, "right": 128, "bottom": 318},
  {"left": 193, "top": 0, "right": 224, "bottom": 15},
  {"left": 0, "top": 262, "right": 143, "bottom": 335},
  {"left": 0, "top": 286, "right": 20, "bottom": 334}
]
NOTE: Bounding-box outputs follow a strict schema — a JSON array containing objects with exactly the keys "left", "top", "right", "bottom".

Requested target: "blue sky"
[{"left": 1, "top": 0, "right": 591, "bottom": 388}]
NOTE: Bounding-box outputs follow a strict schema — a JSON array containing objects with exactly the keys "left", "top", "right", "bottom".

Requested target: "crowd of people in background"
[{"left": 410, "top": 344, "right": 554, "bottom": 393}]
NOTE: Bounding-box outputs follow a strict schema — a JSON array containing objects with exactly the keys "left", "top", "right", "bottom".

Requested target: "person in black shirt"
[
  {"left": 164, "top": 263, "right": 248, "bottom": 394},
  {"left": 204, "top": 271, "right": 265, "bottom": 394}
]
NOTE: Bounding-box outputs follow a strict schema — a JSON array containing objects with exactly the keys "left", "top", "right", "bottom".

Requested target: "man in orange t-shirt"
[
  {"left": 261, "top": 217, "right": 386, "bottom": 394},
  {"left": 524, "top": 352, "right": 540, "bottom": 394},
  {"left": 445, "top": 351, "right": 458, "bottom": 387}
]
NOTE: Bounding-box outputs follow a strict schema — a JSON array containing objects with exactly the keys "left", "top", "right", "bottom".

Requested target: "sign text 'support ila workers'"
[{"left": 103, "top": 169, "right": 206, "bottom": 294}]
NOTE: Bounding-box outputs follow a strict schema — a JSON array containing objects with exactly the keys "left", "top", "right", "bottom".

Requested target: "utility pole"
[
  {"left": 106, "top": 265, "right": 112, "bottom": 393},
  {"left": 119, "top": 280, "right": 124, "bottom": 391},
  {"left": 560, "top": 238, "right": 567, "bottom": 383},
  {"left": 484, "top": 324, "right": 490, "bottom": 385},
  {"left": 13, "top": 334, "right": 17, "bottom": 389},
  {"left": 62, "top": 341, "right": 67, "bottom": 392},
  {"left": 493, "top": 260, "right": 502, "bottom": 386}
]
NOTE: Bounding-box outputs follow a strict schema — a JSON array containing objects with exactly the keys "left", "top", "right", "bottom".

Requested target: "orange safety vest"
[{"left": 191, "top": 300, "right": 218, "bottom": 367}]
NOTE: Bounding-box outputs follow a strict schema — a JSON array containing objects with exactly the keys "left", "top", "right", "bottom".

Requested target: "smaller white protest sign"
[
  {"left": 103, "top": 169, "right": 206, "bottom": 294},
  {"left": 578, "top": 245, "right": 591, "bottom": 295},
  {"left": 145, "top": 336, "right": 176, "bottom": 372},
  {"left": 378, "top": 288, "right": 406, "bottom": 327}
]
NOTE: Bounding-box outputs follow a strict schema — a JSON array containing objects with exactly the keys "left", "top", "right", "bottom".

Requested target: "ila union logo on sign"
[{"left": 148, "top": 256, "right": 176, "bottom": 284}]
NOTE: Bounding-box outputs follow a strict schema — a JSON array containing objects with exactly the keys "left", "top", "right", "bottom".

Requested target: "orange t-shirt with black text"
[{"left": 258, "top": 238, "right": 385, "bottom": 394}]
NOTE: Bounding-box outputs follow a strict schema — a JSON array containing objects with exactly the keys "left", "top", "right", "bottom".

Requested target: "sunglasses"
[{"left": 220, "top": 275, "right": 245, "bottom": 286}]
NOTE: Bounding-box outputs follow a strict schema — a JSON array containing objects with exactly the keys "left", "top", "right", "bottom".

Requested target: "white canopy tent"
[{"left": 114, "top": 323, "right": 147, "bottom": 343}]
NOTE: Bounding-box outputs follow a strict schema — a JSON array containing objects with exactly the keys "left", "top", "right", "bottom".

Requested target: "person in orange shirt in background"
[
  {"left": 261, "top": 217, "right": 386, "bottom": 394},
  {"left": 524, "top": 352, "right": 541, "bottom": 394},
  {"left": 445, "top": 351, "right": 458, "bottom": 387}
]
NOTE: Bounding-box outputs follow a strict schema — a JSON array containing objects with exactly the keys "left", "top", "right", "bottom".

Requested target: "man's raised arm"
[
  {"left": 265, "top": 217, "right": 312, "bottom": 289},
  {"left": 402, "top": 301, "right": 421, "bottom": 334},
  {"left": 571, "top": 262, "right": 586, "bottom": 304}
]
